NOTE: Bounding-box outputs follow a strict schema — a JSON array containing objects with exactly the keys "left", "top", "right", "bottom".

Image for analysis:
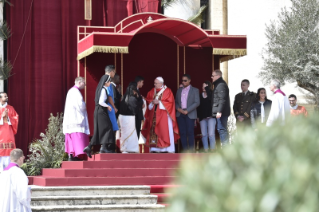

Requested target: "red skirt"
[{"left": 0, "top": 123, "right": 16, "bottom": 156}]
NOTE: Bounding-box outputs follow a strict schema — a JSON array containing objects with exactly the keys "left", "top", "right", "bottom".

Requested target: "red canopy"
[{"left": 77, "top": 12, "right": 246, "bottom": 62}]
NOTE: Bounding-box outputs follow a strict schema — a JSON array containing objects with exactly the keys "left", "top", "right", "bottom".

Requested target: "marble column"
[{"left": 0, "top": 2, "right": 3, "bottom": 92}]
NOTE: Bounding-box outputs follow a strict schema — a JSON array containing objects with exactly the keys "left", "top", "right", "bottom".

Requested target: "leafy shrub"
[
  {"left": 21, "top": 113, "right": 67, "bottom": 176},
  {"left": 167, "top": 115, "right": 319, "bottom": 212}
]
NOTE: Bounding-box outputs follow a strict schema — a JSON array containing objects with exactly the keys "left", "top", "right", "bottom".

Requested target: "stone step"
[
  {"left": 31, "top": 195, "right": 158, "bottom": 206},
  {"left": 42, "top": 168, "right": 177, "bottom": 177},
  {"left": 31, "top": 186, "right": 150, "bottom": 197},
  {"left": 31, "top": 204, "right": 165, "bottom": 212},
  {"left": 153, "top": 193, "right": 171, "bottom": 203}
]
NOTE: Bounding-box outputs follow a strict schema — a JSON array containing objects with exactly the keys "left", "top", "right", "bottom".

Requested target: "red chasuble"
[
  {"left": 142, "top": 86, "right": 179, "bottom": 148},
  {"left": 0, "top": 105, "right": 19, "bottom": 156}
]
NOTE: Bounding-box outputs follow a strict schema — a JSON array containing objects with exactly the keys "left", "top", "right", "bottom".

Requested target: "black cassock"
[{"left": 90, "top": 75, "right": 114, "bottom": 146}]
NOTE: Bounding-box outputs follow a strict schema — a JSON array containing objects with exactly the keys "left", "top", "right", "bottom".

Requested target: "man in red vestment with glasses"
[
  {"left": 142, "top": 77, "right": 179, "bottom": 153},
  {"left": 0, "top": 92, "right": 19, "bottom": 172}
]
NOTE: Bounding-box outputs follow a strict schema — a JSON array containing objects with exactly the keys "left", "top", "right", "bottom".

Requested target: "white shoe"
[{"left": 122, "top": 151, "right": 128, "bottom": 153}]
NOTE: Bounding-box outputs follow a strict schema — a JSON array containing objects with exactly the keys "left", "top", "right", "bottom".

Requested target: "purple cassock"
[{"left": 65, "top": 133, "right": 89, "bottom": 157}]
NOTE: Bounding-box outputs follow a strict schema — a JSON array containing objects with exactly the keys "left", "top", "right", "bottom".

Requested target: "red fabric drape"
[
  {"left": 6, "top": 0, "right": 160, "bottom": 156},
  {"left": 104, "top": 0, "right": 161, "bottom": 26}
]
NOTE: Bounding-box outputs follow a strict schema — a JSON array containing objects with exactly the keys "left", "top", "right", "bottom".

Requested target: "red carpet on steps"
[{"left": 28, "top": 153, "right": 199, "bottom": 203}]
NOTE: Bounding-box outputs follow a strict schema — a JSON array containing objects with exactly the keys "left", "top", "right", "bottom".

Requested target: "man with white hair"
[
  {"left": 266, "top": 79, "right": 290, "bottom": 126},
  {"left": 141, "top": 77, "right": 180, "bottom": 153},
  {"left": 63, "top": 77, "right": 90, "bottom": 160},
  {"left": 0, "top": 148, "right": 32, "bottom": 212}
]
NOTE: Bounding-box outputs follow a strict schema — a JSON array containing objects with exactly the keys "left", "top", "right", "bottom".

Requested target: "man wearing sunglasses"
[{"left": 176, "top": 74, "right": 200, "bottom": 152}]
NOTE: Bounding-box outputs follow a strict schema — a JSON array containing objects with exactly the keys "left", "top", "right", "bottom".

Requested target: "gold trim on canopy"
[
  {"left": 77, "top": 46, "right": 129, "bottom": 60},
  {"left": 219, "top": 55, "right": 245, "bottom": 63},
  {"left": 213, "top": 48, "right": 246, "bottom": 56}
]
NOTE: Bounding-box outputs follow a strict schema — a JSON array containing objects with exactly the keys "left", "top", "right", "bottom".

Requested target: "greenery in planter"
[
  {"left": 21, "top": 113, "right": 67, "bottom": 176},
  {"left": 166, "top": 115, "right": 319, "bottom": 212}
]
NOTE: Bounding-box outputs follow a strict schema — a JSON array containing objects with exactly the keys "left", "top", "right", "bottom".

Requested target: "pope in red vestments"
[
  {"left": 0, "top": 92, "right": 19, "bottom": 171},
  {"left": 142, "top": 77, "right": 179, "bottom": 153}
]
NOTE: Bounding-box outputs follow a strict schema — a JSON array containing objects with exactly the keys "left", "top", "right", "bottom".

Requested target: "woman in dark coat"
[
  {"left": 118, "top": 82, "right": 142, "bottom": 153},
  {"left": 250, "top": 87, "right": 272, "bottom": 129},
  {"left": 197, "top": 81, "right": 215, "bottom": 152},
  {"left": 83, "top": 75, "right": 114, "bottom": 157}
]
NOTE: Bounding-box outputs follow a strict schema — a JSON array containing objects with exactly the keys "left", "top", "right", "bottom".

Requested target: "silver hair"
[
  {"left": 271, "top": 79, "right": 281, "bottom": 89},
  {"left": 75, "top": 77, "right": 85, "bottom": 84},
  {"left": 213, "top": 69, "right": 223, "bottom": 76},
  {"left": 105, "top": 65, "right": 115, "bottom": 74},
  {"left": 10, "top": 149, "right": 24, "bottom": 162}
]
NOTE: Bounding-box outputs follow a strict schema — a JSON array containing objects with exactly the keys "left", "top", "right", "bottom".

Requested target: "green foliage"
[
  {"left": 260, "top": 0, "right": 319, "bottom": 107},
  {"left": 22, "top": 113, "right": 67, "bottom": 176},
  {"left": 161, "top": 0, "right": 208, "bottom": 25},
  {"left": 167, "top": 115, "right": 319, "bottom": 212},
  {"left": 0, "top": 59, "right": 13, "bottom": 80},
  {"left": 187, "top": 5, "right": 208, "bottom": 25},
  {"left": 0, "top": 21, "right": 12, "bottom": 40},
  {"left": 0, "top": 0, "right": 13, "bottom": 6}
]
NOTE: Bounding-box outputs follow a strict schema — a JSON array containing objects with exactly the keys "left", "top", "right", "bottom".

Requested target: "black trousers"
[{"left": 135, "top": 116, "right": 142, "bottom": 139}]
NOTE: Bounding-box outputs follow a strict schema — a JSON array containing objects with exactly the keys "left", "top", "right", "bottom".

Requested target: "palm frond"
[
  {"left": 22, "top": 113, "right": 65, "bottom": 176},
  {"left": 161, "top": 0, "right": 185, "bottom": 8},
  {"left": 0, "top": 0, "right": 13, "bottom": 7},
  {"left": 0, "top": 59, "right": 13, "bottom": 80},
  {"left": 187, "top": 5, "right": 207, "bottom": 25},
  {"left": 0, "top": 21, "right": 12, "bottom": 40}
]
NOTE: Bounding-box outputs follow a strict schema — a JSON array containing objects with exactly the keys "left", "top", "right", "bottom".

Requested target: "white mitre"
[{"left": 156, "top": 76, "right": 164, "bottom": 83}]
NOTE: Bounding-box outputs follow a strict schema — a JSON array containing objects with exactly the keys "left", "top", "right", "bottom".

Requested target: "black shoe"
[
  {"left": 83, "top": 146, "right": 92, "bottom": 158},
  {"left": 68, "top": 156, "right": 82, "bottom": 161},
  {"left": 99, "top": 147, "right": 114, "bottom": 153}
]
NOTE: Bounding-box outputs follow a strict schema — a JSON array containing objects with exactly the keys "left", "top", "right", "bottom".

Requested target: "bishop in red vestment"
[
  {"left": 0, "top": 92, "right": 19, "bottom": 171},
  {"left": 141, "top": 77, "right": 179, "bottom": 153}
]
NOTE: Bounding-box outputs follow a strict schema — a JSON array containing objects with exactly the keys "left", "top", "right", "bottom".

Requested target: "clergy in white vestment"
[
  {"left": 63, "top": 77, "right": 90, "bottom": 161},
  {"left": 141, "top": 77, "right": 180, "bottom": 153},
  {"left": 118, "top": 82, "right": 141, "bottom": 153},
  {"left": 266, "top": 79, "right": 290, "bottom": 126},
  {"left": 0, "top": 149, "right": 31, "bottom": 212}
]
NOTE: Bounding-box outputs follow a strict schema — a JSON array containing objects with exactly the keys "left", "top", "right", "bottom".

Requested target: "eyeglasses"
[
  {"left": 211, "top": 75, "right": 218, "bottom": 78},
  {"left": 182, "top": 80, "right": 188, "bottom": 82},
  {"left": 289, "top": 100, "right": 296, "bottom": 102}
]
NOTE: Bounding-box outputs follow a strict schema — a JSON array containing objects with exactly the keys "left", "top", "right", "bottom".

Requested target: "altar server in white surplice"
[
  {"left": 119, "top": 82, "right": 141, "bottom": 153},
  {"left": 0, "top": 149, "right": 32, "bottom": 212},
  {"left": 266, "top": 79, "right": 290, "bottom": 126},
  {"left": 63, "top": 77, "right": 90, "bottom": 161}
]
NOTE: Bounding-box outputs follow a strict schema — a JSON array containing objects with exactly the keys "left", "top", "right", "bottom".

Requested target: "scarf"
[
  {"left": 274, "top": 89, "right": 286, "bottom": 96},
  {"left": 3, "top": 162, "right": 19, "bottom": 171}
]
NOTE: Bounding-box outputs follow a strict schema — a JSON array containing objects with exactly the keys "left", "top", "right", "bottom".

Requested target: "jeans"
[
  {"left": 177, "top": 114, "right": 195, "bottom": 151},
  {"left": 216, "top": 116, "right": 229, "bottom": 146},
  {"left": 199, "top": 118, "right": 216, "bottom": 150}
]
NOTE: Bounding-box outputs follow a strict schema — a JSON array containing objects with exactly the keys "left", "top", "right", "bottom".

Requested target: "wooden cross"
[{"left": 84, "top": 0, "right": 92, "bottom": 20}]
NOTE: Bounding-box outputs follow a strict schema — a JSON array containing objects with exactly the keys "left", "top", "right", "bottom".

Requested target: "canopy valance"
[{"left": 77, "top": 12, "right": 246, "bottom": 61}]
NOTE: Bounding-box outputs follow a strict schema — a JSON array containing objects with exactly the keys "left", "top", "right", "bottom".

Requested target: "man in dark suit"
[
  {"left": 175, "top": 74, "right": 200, "bottom": 152},
  {"left": 233, "top": 79, "right": 256, "bottom": 128},
  {"left": 135, "top": 76, "right": 145, "bottom": 139},
  {"left": 111, "top": 74, "right": 122, "bottom": 119},
  {"left": 211, "top": 69, "right": 230, "bottom": 147}
]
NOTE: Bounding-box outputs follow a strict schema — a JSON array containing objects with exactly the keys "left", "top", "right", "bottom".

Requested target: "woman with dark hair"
[
  {"left": 118, "top": 82, "right": 142, "bottom": 153},
  {"left": 250, "top": 88, "right": 272, "bottom": 128},
  {"left": 83, "top": 75, "right": 114, "bottom": 157},
  {"left": 197, "top": 81, "right": 216, "bottom": 152}
]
